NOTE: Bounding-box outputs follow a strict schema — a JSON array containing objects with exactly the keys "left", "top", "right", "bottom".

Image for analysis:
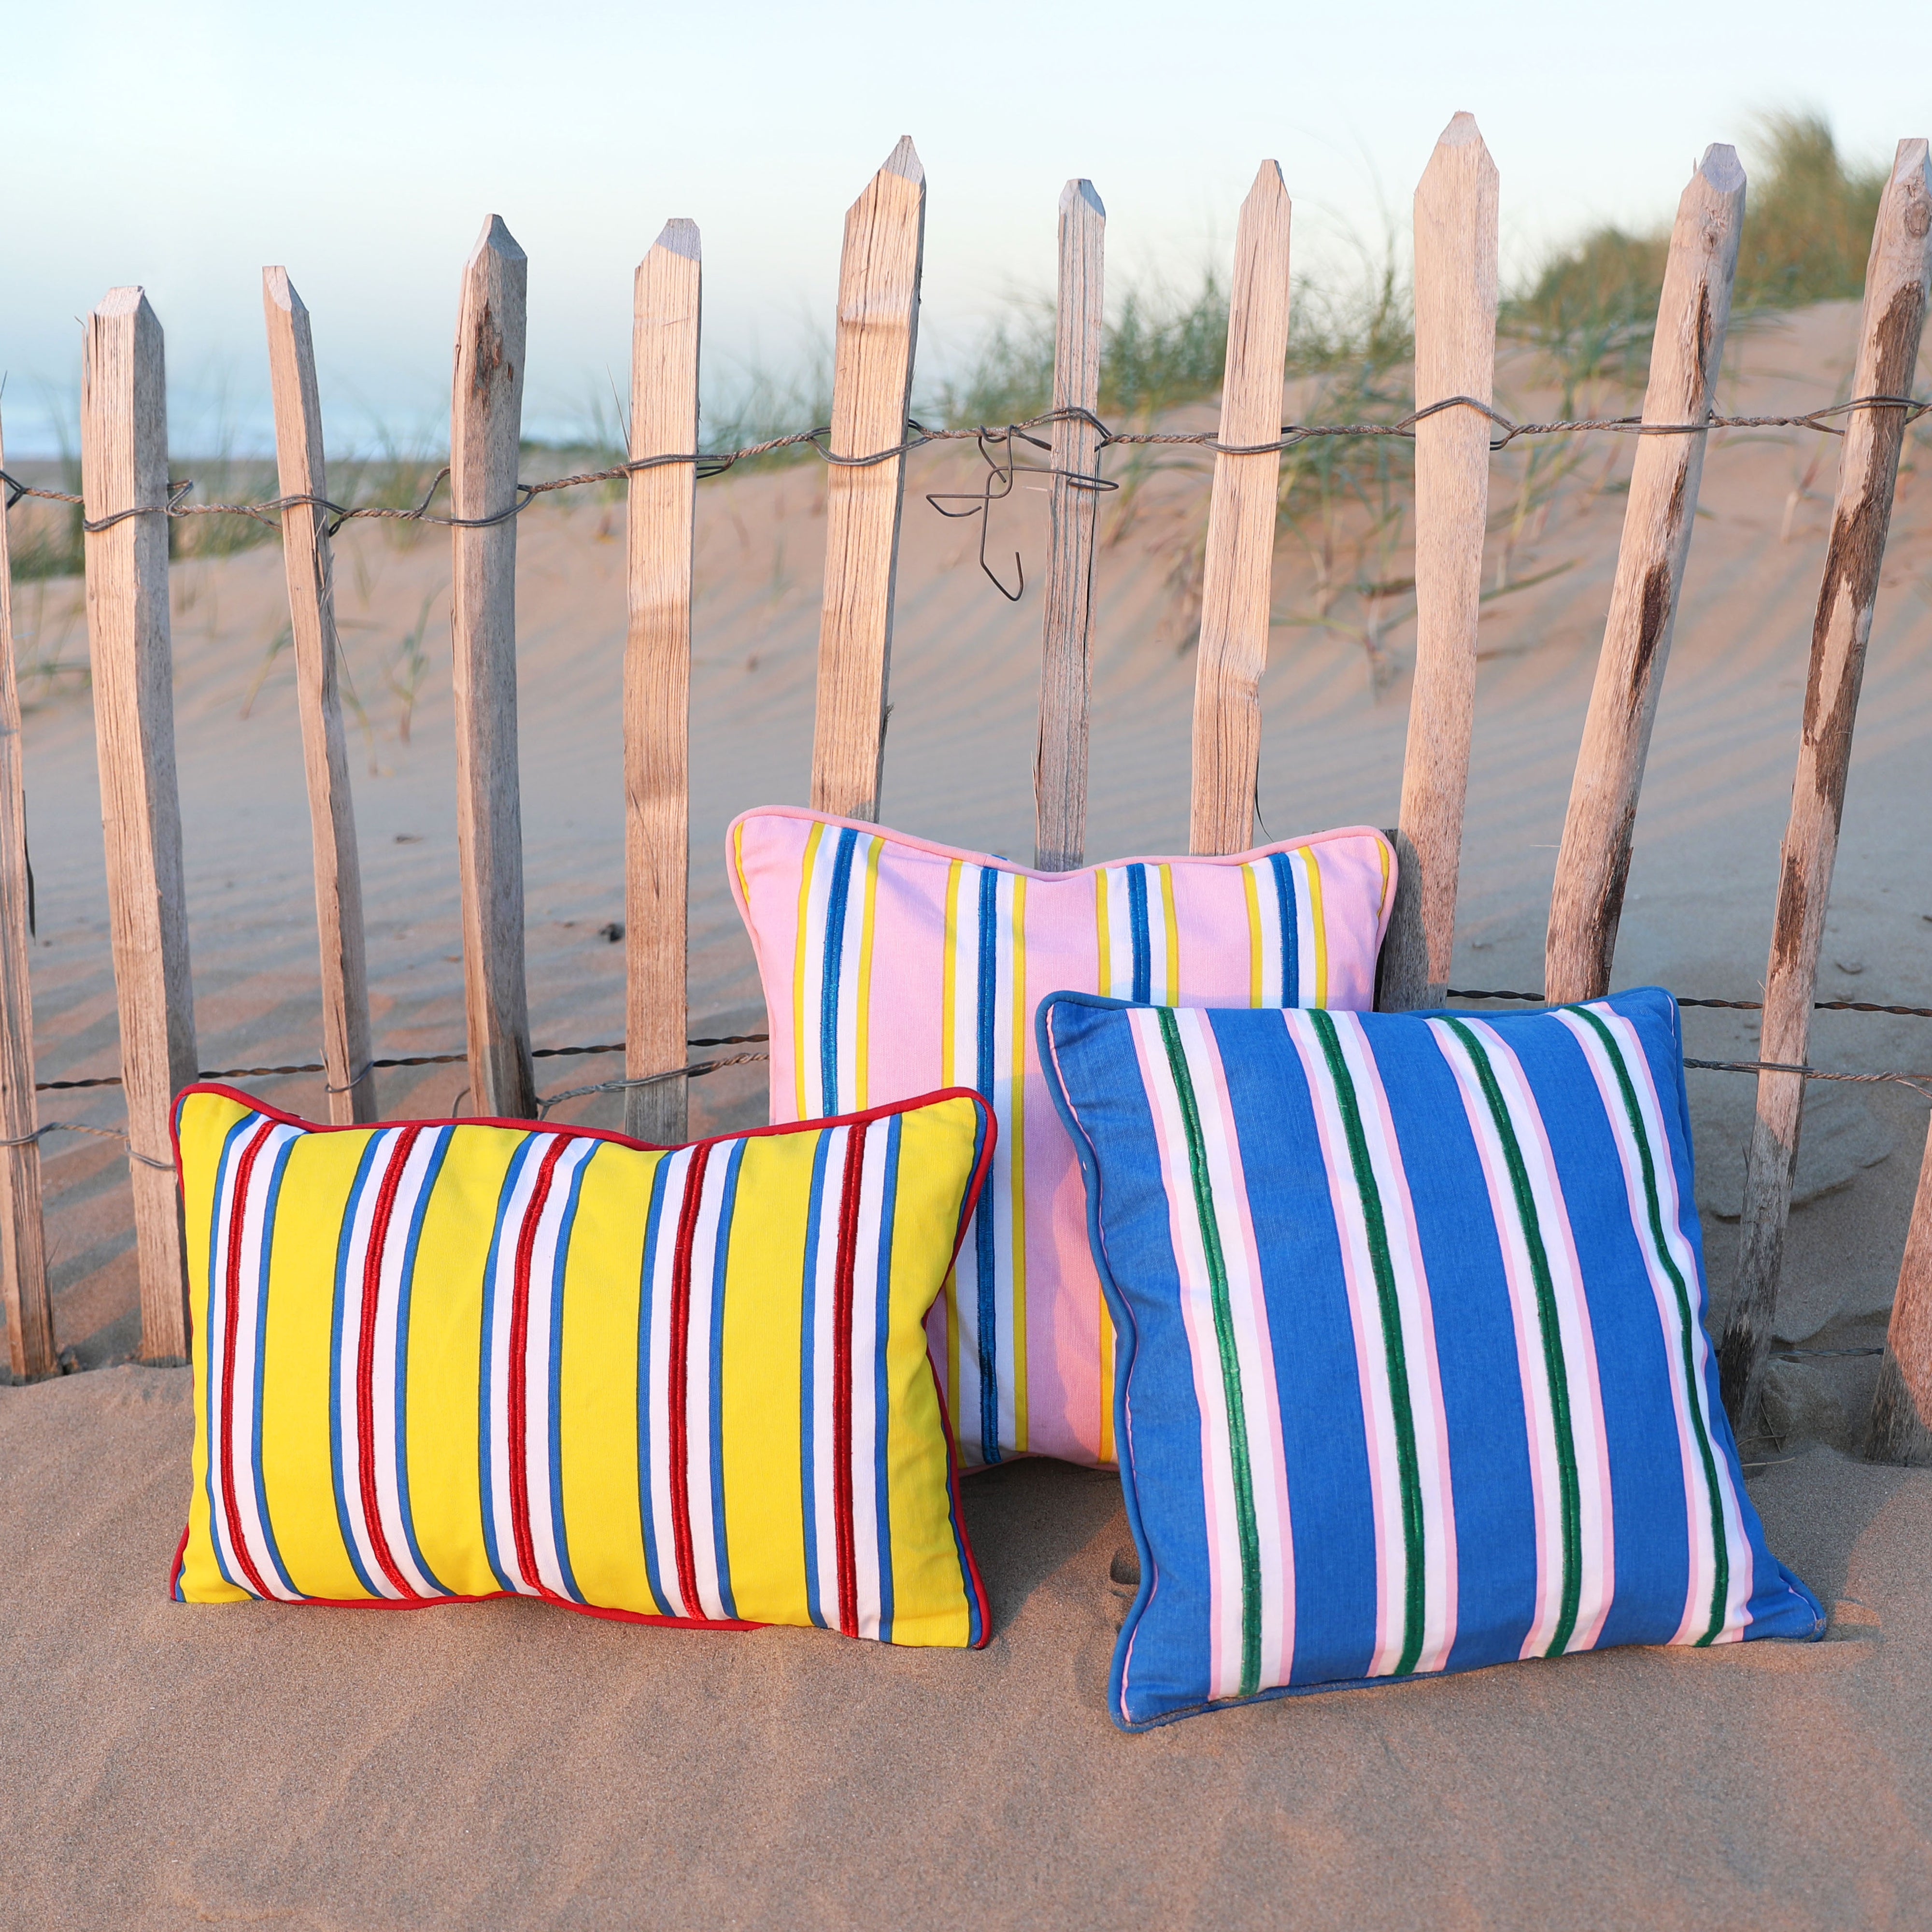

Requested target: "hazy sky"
[{"left": 2, "top": 0, "right": 1926, "bottom": 454}]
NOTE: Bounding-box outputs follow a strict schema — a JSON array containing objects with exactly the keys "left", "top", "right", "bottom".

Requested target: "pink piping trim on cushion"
[{"left": 724, "top": 807, "right": 1399, "bottom": 956}]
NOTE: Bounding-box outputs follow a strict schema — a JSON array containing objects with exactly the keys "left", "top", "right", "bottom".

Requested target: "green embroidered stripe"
[
  {"left": 1574, "top": 1005, "right": 1730, "bottom": 1645},
  {"left": 1307, "top": 1009, "right": 1427, "bottom": 1676},
  {"left": 1442, "top": 1017, "right": 1584, "bottom": 1657},
  {"left": 1154, "top": 1009, "right": 1263, "bottom": 1697}
]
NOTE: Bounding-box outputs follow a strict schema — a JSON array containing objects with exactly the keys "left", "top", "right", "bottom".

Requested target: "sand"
[
  {"left": 3, "top": 300, "right": 1932, "bottom": 1923},
  {"left": 0, "top": 1365, "right": 1927, "bottom": 1929}
]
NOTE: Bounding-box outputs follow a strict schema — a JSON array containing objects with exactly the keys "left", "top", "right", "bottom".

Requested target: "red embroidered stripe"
[
  {"left": 832, "top": 1122, "right": 867, "bottom": 1640},
  {"left": 218, "top": 1121, "right": 276, "bottom": 1599},
  {"left": 354, "top": 1126, "right": 421, "bottom": 1597},
  {"left": 506, "top": 1135, "right": 570, "bottom": 1591},
  {"left": 666, "top": 1142, "right": 713, "bottom": 1619}
]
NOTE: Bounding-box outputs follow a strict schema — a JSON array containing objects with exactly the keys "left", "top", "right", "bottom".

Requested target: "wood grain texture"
[
  {"left": 1544, "top": 146, "right": 1746, "bottom": 1005},
  {"left": 810, "top": 137, "right": 925, "bottom": 824},
  {"left": 1035, "top": 179, "right": 1106, "bottom": 872},
  {"left": 1378, "top": 114, "right": 1498, "bottom": 1009},
  {"left": 450, "top": 216, "right": 537, "bottom": 1121},
  {"left": 0, "top": 410, "right": 54, "bottom": 1378},
  {"left": 263, "top": 269, "right": 377, "bottom": 1126},
  {"left": 1869, "top": 1113, "right": 1932, "bottom": 1463},
  {"left": 625, "top": 220, "right": 700, "bottom": 1146},
  {"left": 1718, "top": 139, "right": 1932, "bottom": 1434},
  {"left": 1188, "top": 161, "right": 1292, "bottom": 856},
  {"left": 81, "top": 287, "right": 197, "bottom": 1363}
]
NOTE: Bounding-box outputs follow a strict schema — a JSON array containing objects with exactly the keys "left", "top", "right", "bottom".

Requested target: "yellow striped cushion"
[{"left": 170, "top": 1083, "right": 993, "bottom": 1648}]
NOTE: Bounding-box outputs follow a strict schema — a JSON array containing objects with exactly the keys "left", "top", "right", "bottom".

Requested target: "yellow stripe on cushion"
[
  {"left": 1094, "top": 867, "right": 1110, "bottom": 994},
  {"left": 1160, "top": 863, "right": 1180, "bottom": 1004},
  {"left": 1302, "top": 845, "right": 1329, "bottom": 1007},
  {"left": 731, "top": 817, "right": 752, "bottom": 910},
  {"left": 792, "top": 820, "right": 824, "bottom": 1122},
  {"left": 855, "top": 835, "right": 882, "bottom": 1111},
  {"left": 1243, "top": 862, "right": 1264, "bottom": 1008},
  {"left": 556, "top": 1139, "right": 661, "bottom": 1614}
]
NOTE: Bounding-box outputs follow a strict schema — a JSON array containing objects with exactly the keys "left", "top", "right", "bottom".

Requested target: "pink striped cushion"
[{"left": 728, "top": 808, "right": 1396, "bottom": 1468}]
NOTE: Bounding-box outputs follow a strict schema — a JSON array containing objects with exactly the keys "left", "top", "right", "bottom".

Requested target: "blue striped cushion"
[{"left": 1038, "top": 988, "right": 1823, "bottom": 1729}]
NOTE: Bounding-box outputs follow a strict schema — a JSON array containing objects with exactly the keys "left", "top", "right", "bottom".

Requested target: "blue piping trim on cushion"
[{"left": 1036, "top": 990, "right": 1158, "bottom": 1731}]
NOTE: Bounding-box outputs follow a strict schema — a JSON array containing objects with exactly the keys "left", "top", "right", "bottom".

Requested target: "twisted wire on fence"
[
  {"left": 24, "top": 973, "right": 1932, "bottom": 1172},
  {"left": 5, "top": 392, "right": 1925, "bottom": 542}
]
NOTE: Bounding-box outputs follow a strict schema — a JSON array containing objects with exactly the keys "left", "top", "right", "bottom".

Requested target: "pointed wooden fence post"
[
  {"left": 1035, "top": 179, "right": 1106, "bottom": 873},
  {"left": 810, "top": 137, "right": 925, "bottom": 824},
  {"left": 81, "top": 287, "right": 197, "bottom": 1362},
  {"left": 1189, "top": 161, "right": 1293, "bottom": 857},
  {"left": 625, "top": 219, "right": 700, "bottom": 1147},
  {"left": 1544, "top": 146, "right": 1747, "bottom": 1005},
  {"left": 1864, "top": 146, "right": 1932, "bottom": 1464},
  {"left": 1378, "top": 113, "right": 1498, "bottom": 1009},
  {"left": 1719, "top": 138, "right": 1932, "bottom": 1435},
  {"left": 451, "top": 216, "right": 537, "bottom": 1120},
  {"left": 263, "top": 268, "right": 377, "bottom": 1125},
  {"left": 0, "top": 410, "right": 55, "bottom": 1379}
]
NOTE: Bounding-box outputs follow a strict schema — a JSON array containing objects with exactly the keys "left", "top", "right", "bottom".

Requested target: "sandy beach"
[
  {"left": 1, "top": 1364, "right": 1927, "bottom": 1928},
  {"left": 3, "top": 297, "right": 1931, "bottom": 1924}
]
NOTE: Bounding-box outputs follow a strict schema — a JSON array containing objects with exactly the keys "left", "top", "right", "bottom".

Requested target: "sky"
[{"left": 1, "top": 0, "right": 1927, "bottom": 455}]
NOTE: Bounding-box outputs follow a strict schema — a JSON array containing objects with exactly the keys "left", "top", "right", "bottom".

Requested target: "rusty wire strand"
[
  {"left": 32, "top": 1032, "right": 769, "bottom": 1094},
  {"left": 6, "top": 392, "right": 1923, "bottom": 538},
  {"left": 1446, "top": 988, "right": 1932, "bottom": 1020}
]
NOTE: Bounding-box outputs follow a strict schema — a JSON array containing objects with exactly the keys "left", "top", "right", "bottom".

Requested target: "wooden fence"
[{"left": 2, "top": 118, "right": 1930, "bottom": 1462}]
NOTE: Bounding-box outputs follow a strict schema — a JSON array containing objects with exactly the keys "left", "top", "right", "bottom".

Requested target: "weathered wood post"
[
  {"left": 1378, "top": 113, "right": 1498, "bottom": 1009},
  {"left": 1035, "top": 179, "right": 1106, "bottom": 873},
  {"left": 0, "top": 410, "right": 56, "bottom": 1378},
  {"left": 263, "top": 268, "right": 377, "bottom": 1125},
  {"left": 450, "top": 216, "right": 537, "bottom": 1120},
  {"left": 1544, "top": 146, "right": 1747, "bottom": 1004},
  {"left": 810, "top": 137, "right": 925, "bottom": 824},
  {"left": 625, "top": 219, "right": 701, "bottom": 1146},
  {"left": 1870, "top": 1115, "right": 1932, "bottom": 1463},
  {"left": 81, "top": 287, "right": 198, "bottom": 1362},
  {"left": 1188, "top": 160, "right": 1293, "bottom": 857},
  {"left": 1719, "top": 138, "right": 1932, "bottom": 1435}
]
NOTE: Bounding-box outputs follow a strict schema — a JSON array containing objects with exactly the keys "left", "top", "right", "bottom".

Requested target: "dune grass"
[{"left": 1504, "top": 114, "right": 1891, "bottom": 407}]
